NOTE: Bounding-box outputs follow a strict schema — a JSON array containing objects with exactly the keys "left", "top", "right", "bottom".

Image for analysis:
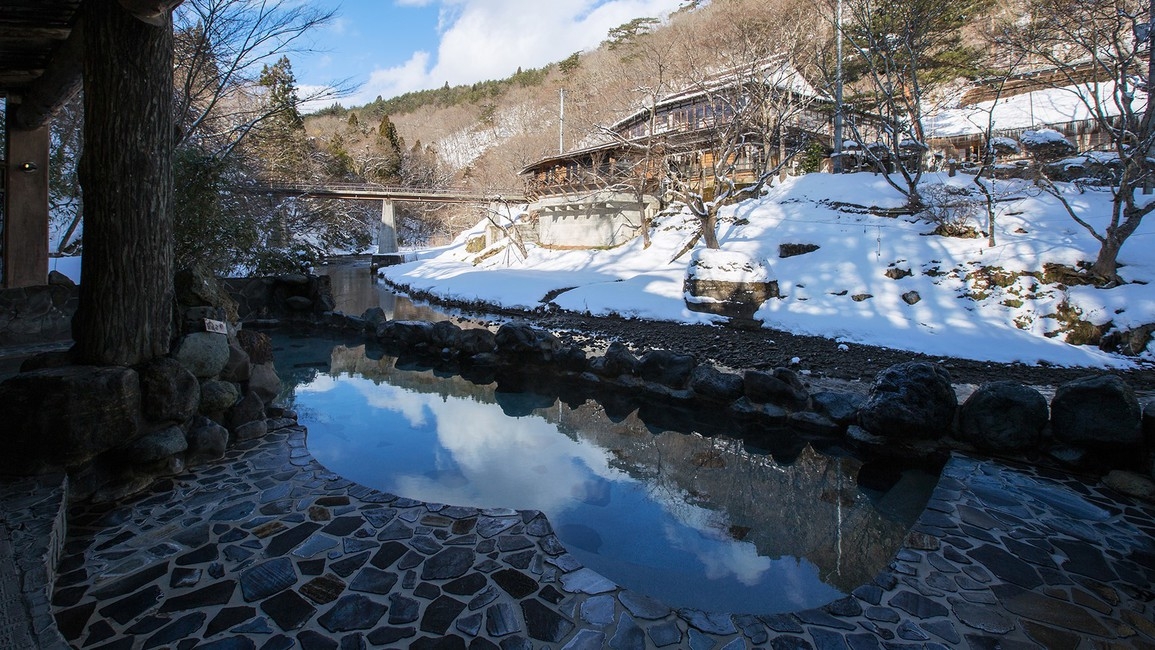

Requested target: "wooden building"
[
  {"left": 520, "top": 60, "right": 833, "bottom": 249},
  {"left": 926, "top": 61, "right": 1127, "bottom": 165}
]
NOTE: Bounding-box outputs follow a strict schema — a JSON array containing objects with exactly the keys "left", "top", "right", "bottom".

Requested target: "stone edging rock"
[{"left": 297, "top": 306, "right": 1155, "bottom": 501}]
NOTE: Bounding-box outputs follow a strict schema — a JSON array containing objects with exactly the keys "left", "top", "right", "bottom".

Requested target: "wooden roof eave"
[{"left": 0, "top": 0, "right": 184, "bottom": 129}]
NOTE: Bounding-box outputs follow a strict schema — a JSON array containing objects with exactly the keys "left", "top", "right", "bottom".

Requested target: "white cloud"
[{"left": 347, "top": 0, "right": 685, "bottom": 105}]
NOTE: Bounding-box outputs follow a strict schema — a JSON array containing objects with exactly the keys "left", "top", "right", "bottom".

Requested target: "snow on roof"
[
  {"left": 926, "top": 81, "right": 1146, "bottom": 139},
  {"left": 610, "top": 57, "right": 827, "bottom": 133}
]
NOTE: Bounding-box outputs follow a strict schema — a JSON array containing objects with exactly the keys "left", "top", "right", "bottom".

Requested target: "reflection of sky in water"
[{"left": 298, "top": 374, "right": 842, "bottom": 613}]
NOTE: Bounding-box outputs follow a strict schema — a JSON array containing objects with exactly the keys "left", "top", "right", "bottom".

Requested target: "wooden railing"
[{"left": 234, "top": 181, "right": 525, "bottom": 204}]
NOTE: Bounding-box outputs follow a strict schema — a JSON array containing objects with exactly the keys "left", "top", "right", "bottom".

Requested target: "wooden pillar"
[
  {"left": 74, "top": 0, "right": 176, "bottom": 366},
  {"left": 378, "top": 199, "right": 398, "bottom": 254},
  {"left": 3, "top": 124, "right": 50, "bottom": 288}
]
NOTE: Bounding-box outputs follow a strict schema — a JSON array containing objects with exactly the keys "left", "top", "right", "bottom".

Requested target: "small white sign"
[{"left": 204, "top": 319, "right": 228, "bottom": 334}]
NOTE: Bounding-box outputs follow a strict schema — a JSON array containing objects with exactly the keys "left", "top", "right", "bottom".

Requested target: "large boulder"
[
  {"left": 227, "top": 390, "right": 266, "bottom": 432},
  {"left": 0, "top": 366, "right": 141, "bottom": 472},
  {"left": 199, "top": 379, "right": 241, "bottom": 416},
  {"left": 811, "top": 391, "right": 864, "bottom": 427},
  {"left": 174, "top": 332, "right": 230, "bottom": 378},
  {"left": 858, "top": 362, "right": 957, "bottom": 439},
  {"left": 236, "top": 329, "right": 274, "bottom": 365},
  {"left": 555, "top": 346, "right": 589, "bottom": 373},
  {"left": 495, "top": 322, "right": 561, "bottom": 360},
  {"left": 220, "top": 342, "right": 251, "bottom": 383},
  {"left": 123, "top": 426, "right": 188, "bottom": 463},
  {"left": 683, "top": 249, "right": 778, "bottom": 319},
  {"left": 139, "top": 357, "right": 200, "bottom": 423},
  {"left": 430, "top": 320, "right": 463, "bottom": 350},
  {"left": 637, "top": 350, "right": 697, "bottom": 389},
  {"left": 379, "top": 320, "right": 434, "bottom": 347},
  {"left": 743, "top": 368, "right": 809, "bottom": 410},
  {"left": 957, "top": 381, "right": 1049, "bottom": 452},
  {"left": 1051, "top": 375, "right": 1143, "bottom": 448},
  {"left": 689, "top": 365, "right": 744, "bottom": 402},
  {"left": 591, "top": 342, "right": 639, "bottom": 378},
  {"left": 174, "top": 266, "right": 239, "bottom": 322},
  {"left": 186, "top": 417, "right": 229, "bottom": 465},
  {"left": 249, "top": 362, "right": 283, "bottom": 404},
  {"left": 361, "top": 307, "right": 388, "bottom": 331},
  {"left": 458, "top": 328, "right": 498, "bottom": 355}
]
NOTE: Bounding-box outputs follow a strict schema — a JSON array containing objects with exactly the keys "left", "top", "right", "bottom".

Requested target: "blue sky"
[{"left": 291, "top": 0, "right": 689, "bottom": 108}]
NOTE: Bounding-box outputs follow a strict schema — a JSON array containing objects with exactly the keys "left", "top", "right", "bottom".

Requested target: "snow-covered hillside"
[{"left": 381, "top": 172, "right": 1155, "bottom": 369}]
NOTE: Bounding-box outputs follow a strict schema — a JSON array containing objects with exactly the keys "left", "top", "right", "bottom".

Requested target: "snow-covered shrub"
[
  {"left": 919, "top": 184, "right": 980, "bottom": 238},
  {"left": 1043, "top": 151, "right": 1123, "bottom": 185},
  {"left": 1019, "top": 129, "right": 1076, "bottom": 162},
  {"left": 988, "top": 137, "right": 1020, "bottom": 157}
]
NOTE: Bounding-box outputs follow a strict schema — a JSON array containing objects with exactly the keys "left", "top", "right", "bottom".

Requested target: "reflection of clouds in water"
[
  {"left": 349, "top": 378, "right": 430, "bottom": 428},
  {"left": 306, "top": 373, "right": 787, "bottom": 584},
  {"left": 296, "top": 373, "right": 340, "bottom": 394},
  {"left": 662, "top": 521, "right": 773, "bottom": 587},
  {"left": 370, "top": 390, "right": 630, "bottom": 514}
]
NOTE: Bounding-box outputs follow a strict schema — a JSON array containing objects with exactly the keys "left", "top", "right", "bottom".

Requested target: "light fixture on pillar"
[{"left": 18, "top": 162, "right": 39, "bottom": 173}]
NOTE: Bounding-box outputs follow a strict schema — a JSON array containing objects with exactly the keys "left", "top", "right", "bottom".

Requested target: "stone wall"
[
  {"left": 0, "top": 274, "right": 78, "bottom": 346},
  {"left": 0, "top": 268, "right": 290, "bottom": 502},
  {"left": 221, "top": 274, "right": 336, "bottom": 324},
  {"left": 531, "top": 191, "right": 657, "bottom": 249},
  {"left": 316, "top": 313, "right": 1155, "bottom": 501}
]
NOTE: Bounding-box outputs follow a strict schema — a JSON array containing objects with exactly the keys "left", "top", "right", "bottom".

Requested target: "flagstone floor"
[{"left": 24, "top": 417, "right": 1155, "bottom": 649}]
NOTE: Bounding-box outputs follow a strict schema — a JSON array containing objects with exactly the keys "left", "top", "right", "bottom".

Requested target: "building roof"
[
  {"left": 518, "top": 140, "right": 626, "bottom": 176},
  {"left": 925, "top": 80, "right": 1145, "bottom": 139},
  {"left": 609, "top": 57, "right": 828, "bottom": 133}
]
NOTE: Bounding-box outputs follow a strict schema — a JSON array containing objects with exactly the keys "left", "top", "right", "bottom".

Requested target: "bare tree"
[
  {"left": 836, "top": 0, "right": 989, "bottom": 210},
  {"left": 172, "top": 0, "right": 349, "bottom": 156},
  {"left": 664, "top": 0, "right": 823, "bottom": 251},
  {"left": 995, "top": 0, "right": 1154, "bottom": 283}
]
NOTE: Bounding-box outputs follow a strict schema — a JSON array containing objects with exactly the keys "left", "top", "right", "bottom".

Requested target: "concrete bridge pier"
[{"left": 372, "top": 199, "right": 404, "bottom": 271}]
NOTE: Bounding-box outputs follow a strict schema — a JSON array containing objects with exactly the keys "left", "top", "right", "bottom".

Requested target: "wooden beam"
[
  {"left": 0, "top": 70, "right": 44, "bottom": 84},
  {"left": 11, "top": 18, "right": 83, "bottom": 130},
  {"left": 0, "top": 26, "right": 72, "bottom": 40}
]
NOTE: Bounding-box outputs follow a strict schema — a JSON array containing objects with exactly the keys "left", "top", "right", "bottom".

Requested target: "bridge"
[
  {"left": 236, "top": 182, "right": 527, "bottom": 263},
  {"left": 242, "top": 181, "right": 526, "bottom": 204}
]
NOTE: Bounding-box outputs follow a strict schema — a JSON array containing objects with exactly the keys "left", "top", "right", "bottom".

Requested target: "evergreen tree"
[{"left": 255, "top": 56, "right": 309, "bottom": 179}]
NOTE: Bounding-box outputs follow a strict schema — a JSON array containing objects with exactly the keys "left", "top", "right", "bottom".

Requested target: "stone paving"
[
  {"left": 38, "top": 417, "right": 1155, "bottom": 649},
  {"left": 0, "top": 473, "right": 69, "bottom": 650}
]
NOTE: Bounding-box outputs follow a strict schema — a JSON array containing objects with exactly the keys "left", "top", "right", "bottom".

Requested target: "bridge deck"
[{"left": 237, "top": 182, "right": 526, "bottom": 204}]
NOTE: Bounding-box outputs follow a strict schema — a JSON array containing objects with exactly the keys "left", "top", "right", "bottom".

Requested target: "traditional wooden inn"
[
  {"left": 925, "top": 62, "right": 1125, "bottom": 166},
  {"left": 519, "top": 59, "right": 834, "bottom": 249}
]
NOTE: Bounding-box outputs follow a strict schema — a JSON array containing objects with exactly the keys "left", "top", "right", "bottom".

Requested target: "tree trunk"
[
  {"left": 1091, "top": 230, "right": 1124, "bottom": 282},
  {"left": 702, "top": 207, "right": 720, "bottom": 249},
  {"left": 75, "top": 0, "right": 176, "bottom": 365}
]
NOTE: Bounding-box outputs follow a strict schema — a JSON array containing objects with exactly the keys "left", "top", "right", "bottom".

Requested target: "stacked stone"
[
  {"left": 0, "top": 271, "right": 77, "bottom": 346},
  {"left": 358, "top": 318, "right": 1155, "bottom": 500},
  {"left": 220, "top": 274, "right": 337, "bottom": 325},
  {"left": 0, "top": 267, "right": 285, "bottom": 503}
]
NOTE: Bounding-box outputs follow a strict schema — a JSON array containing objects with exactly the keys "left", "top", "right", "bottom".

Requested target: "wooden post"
[
  {"left": 74, "top": 0, "right": 176, "bottom": 366},
  {"left": 3, "top": 125, "right": 50, "bottom": 288}
]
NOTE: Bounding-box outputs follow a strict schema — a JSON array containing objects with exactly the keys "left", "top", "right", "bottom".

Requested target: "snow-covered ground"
[{"left": 382, "top": 172, "right": 1155, "bottom": 369}]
